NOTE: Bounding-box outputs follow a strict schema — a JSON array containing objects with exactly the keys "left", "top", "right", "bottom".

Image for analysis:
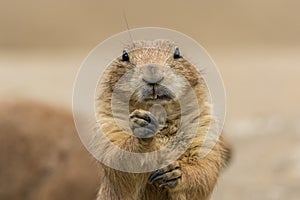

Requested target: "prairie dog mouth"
[{"left": 140, "top": 84, "right": 175, "bottom": 102}]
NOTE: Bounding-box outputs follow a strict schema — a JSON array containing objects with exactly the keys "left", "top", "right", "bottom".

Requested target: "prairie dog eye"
[
  {"left": 122, "top": 50, "right": 130, "bottom": 61},
  {"left": 173, "top": 47, "right": 181, "bottom": 59}
]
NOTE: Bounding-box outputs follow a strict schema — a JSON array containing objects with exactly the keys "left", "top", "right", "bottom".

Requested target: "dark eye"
[
  {"left": 122, "top": 50, "right": 130, "bottom": 61},
  {"left": 173, "top": 47, "right": 181, "bottom": 59}
]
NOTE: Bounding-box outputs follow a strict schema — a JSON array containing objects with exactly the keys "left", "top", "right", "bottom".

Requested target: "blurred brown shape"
[{"left": 0, "top": 101, "right": 99, "bottom": 200}]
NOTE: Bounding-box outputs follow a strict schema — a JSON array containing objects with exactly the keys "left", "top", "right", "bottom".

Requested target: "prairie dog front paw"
[{"left": 129, "top": 109, "right": 159, "bottom": 140}]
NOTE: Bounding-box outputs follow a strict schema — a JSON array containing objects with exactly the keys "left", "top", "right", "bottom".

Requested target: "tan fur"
[
  {"left": 94, "top": 40, "right": 231, "bottom": 200},
  {"left": 0, "top": 101, "right": 99, "bottom": 200}
]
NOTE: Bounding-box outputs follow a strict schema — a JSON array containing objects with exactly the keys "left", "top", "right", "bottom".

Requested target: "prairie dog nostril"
[{"left": 142, "top": 65, "right": 164, "bottom": 84}]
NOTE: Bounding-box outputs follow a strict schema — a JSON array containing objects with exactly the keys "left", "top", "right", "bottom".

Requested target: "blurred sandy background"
[{"left": 1, "top": 0, "right": 300, "bottom": 199}]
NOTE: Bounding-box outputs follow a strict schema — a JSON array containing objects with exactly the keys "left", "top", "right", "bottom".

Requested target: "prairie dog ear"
[
  {"left": 122, "top": 50, "right": 130, "bottom": 61},
  {"left": 173, "top": 47, "right": 181, "bottom": 59}
]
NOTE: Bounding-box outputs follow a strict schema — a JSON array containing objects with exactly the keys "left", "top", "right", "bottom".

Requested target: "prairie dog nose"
[{"left": 142, "top": 65, "right": 164, "bottom": 84}]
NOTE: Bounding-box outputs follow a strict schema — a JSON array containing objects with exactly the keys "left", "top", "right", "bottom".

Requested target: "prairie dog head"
[{"left": 97, "top": 40, "right": 205, "bottom": 108}]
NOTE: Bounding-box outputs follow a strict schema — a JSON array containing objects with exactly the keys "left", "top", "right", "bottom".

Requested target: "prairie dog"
[
  {"left": 94, "top": 40, "right": 231, "bottom": 200},
  {"left": 0, "top": 102, "right": 99, "bottom": 200}
]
